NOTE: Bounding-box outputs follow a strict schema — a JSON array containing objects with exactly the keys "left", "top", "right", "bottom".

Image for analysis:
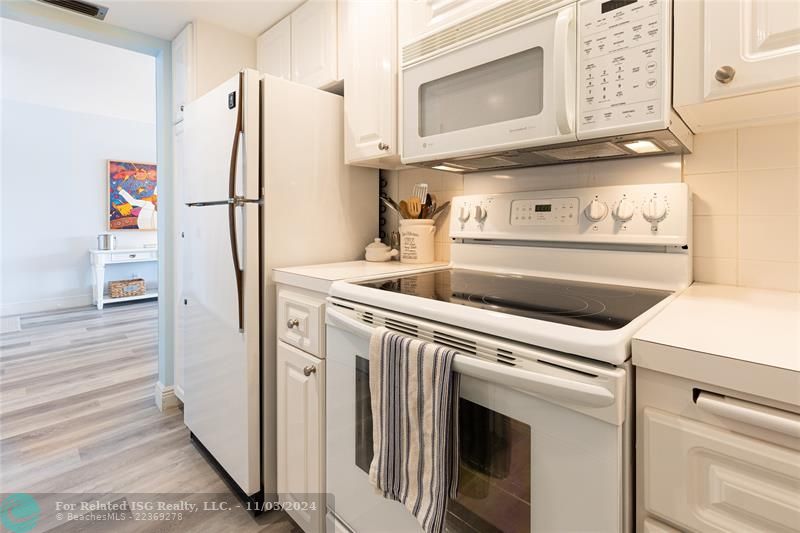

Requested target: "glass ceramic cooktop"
[{"left": 357, "top": 268, "right": 672, "bottom": 331}]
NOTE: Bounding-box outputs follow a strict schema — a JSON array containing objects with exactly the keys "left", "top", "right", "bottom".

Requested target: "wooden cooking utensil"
[
  {"left": 407, "top": 196, "right": 422, "bottom": 218},
  {"left": 399, "top": 200, "right": 411, "bottom": 219}
]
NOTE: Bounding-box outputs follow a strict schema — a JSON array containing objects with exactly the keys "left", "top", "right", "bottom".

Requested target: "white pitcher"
[{"left": 399, "top": 219, "right": 435, "bottom": 264}]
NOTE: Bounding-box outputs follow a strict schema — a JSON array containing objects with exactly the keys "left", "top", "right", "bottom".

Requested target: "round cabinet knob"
[
  {"left": 286, "top": 318, "right": 300, "bottom": 329},
  {"left": 377, "top": 142, "right": 390, "bottom": 151},
  {"left": 584, "top": 199, "right": 609, "bottom": 222},
  {"left": 642, "top": 197, "right": 668, "bottom": 225},
  {"left": 613, "top": 198, "right": 635, "bottom": 222},
  {"left": 714, "top": 65, "right": 736, "bottom": 84},
  {"left": 473, "top": 205, "right": 487, "bottom": 223},
  {"left": 457, "top": 206, "right": 471, "bottom": 223},
  {"left": 303, "top": 365, "right": 316, "bottom": 376}
]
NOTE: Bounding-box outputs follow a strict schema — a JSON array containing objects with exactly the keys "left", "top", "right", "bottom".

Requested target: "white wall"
[{"left": 1, "top": 18, "right": 158, "bottom": 314}]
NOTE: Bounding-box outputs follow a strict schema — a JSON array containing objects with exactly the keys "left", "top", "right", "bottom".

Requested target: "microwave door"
[{"left": 401, "top": 4, "right": 577, "bottom": 165}]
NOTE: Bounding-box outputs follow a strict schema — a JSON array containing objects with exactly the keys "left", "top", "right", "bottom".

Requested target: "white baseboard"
[
  {"left": 154, "top": 381, "right": 182, "bottom": 412},
  {"left": 1, "top": 293, "right": 93, "bottom": 317}
]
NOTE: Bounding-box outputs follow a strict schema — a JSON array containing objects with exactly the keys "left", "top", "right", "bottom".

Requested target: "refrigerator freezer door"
[{"left": 184, "top": 70, "right": 260, "bottom": 203}]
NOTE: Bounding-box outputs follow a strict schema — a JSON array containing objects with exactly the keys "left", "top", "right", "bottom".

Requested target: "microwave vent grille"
[{"left": 403, "top": 0, "right": 565, "bottom": 66}]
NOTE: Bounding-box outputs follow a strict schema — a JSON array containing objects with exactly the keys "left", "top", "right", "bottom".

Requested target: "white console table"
[{"left": 89, "top": 248, "right": 158, "bottom": 310}]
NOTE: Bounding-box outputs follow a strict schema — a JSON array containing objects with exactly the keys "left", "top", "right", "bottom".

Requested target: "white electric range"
[{"left": 325, "top": 183, "right": 691, "bottom": 533}]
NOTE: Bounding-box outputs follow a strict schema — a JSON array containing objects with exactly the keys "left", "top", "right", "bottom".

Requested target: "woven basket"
[{"left": 109, "top": 278, "right": 146, "bottom": 298}]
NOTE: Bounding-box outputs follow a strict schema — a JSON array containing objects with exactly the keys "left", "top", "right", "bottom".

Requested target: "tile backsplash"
[
  {"left": 684, "top": 120, "right": 800, "bottom": 291},
  {"left": 383, "top": 168, "right": 464, "bottom": 262},
  {"left": 384, "top": 119, "right": 800, "bottom": 292}
]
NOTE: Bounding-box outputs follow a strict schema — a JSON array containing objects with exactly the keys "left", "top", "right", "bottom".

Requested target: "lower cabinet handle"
[
  {"left": 303, "top": 365, "right": 316, "bottom": 377},
  {"left": 695, "top": 391, "right": 800, "bottom": 438},
  {"left": 287, "top": 318, "right": 300, "bottom": 329}
]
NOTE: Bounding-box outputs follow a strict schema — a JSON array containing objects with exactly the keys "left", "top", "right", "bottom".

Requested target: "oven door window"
[
  {"left": 418, "top": 47, "right": 544, "bottom": 138},
  {"left": 355, "top": 355, "right": 532, "bottom": 532}
]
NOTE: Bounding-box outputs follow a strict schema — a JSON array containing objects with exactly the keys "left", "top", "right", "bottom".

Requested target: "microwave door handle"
[
  {"left": 325, "top": 307, "right": 614, "bottom": 408},
  {"left": 553, "top": 6, "right": 575, "bottom": 135}
]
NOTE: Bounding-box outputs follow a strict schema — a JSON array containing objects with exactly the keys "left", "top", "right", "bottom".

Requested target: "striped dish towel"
[{"left": 368, "top": 327, "right": 461, "bottom": 533}]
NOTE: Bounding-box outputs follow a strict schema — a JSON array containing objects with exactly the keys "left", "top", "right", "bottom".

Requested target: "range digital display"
[
  {"left": 601, "top": 0, "right": 636, "bottom": 13},
  {"left": 535, "top": 204, "right": 552, "bottom": 212}
]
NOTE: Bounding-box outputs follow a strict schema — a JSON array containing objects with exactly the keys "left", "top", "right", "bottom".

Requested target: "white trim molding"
[
  {"left": 154, "top": 381, "right": 181, "bottom": 412},
  {"left": 1, "top": 293, "right": 93, "bottom": 317}
]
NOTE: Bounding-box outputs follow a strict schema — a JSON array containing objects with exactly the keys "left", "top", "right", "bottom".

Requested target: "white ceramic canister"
[{"left": 399, "top": 219, "right": 435, "bottom": 264}]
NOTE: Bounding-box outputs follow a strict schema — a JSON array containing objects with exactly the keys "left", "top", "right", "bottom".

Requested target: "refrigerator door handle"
[
  {"left": 186, "top": 199, "right": 233, "bottom": 207},
  {"left": 228, "top": 72, "right": 245, "bottom": 332}
]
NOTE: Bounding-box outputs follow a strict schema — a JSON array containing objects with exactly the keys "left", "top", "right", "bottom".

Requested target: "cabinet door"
[
  {"left": 342, "top": 0, "right": 397, "bottom": 163},
  {"left": 257, "top": 17, "right": 292, "bottom": 80},
  {"left": 277, "top": 342, "right": 325, "bottom": 532},
  {"left": 173, "top": 123, "right": 186, "bottom": 401},
  {"left": 171, "top": 23, "right": 193, "bottom": 124},
  {"left": 704, "top": 0, "right": 800, "bottom": 101},
  {"left": 642, "top": 408, "right": 800, "bottom": 532},
  {"left": 291, "top": 0, "right": 339, "bottom": 89}
]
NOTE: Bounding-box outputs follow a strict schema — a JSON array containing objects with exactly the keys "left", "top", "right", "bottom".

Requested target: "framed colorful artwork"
[{"left": 108, "top": 160, "right": 157, "bottom": 231}]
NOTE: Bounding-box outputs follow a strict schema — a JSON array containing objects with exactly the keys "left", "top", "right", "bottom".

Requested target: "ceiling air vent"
[{"left": 37, "top": 0, "right": 109, "bottom": 20}]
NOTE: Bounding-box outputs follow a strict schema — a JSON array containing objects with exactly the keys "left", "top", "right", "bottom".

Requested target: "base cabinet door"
[
  {"left": 277, "top": 341, "right": 325, "bottom": 532},
  {"left": 642, "top": 407, "right": 800, "bottom": 532}
]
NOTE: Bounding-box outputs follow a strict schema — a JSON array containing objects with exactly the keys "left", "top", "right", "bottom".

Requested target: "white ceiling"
[{"left": 97, "top": 0, "right": 305, "bottom": 40}]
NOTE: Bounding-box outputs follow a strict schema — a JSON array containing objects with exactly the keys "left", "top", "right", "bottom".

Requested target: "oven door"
[
  {"left": 401, "top": 4, "right": 577, "bottom": 165},
  {"left": 325, "top": 305, "right": 627, "bottom": 533}
]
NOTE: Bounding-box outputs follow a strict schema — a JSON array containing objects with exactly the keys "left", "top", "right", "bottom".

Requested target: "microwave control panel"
[{"left": 577, "top": 0, "right": 669, "bottom": 138}]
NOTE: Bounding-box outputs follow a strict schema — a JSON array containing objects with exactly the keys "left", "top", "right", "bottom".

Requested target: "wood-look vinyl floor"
[{"left": 0, "top": 302, "right": 301, "bottom": 532}]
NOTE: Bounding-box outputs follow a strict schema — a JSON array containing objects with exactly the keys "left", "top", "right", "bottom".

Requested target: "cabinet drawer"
[
  {"left": 277, "top": 288, "right": 325, "bottom": 357},
  {"left": 111, "top": 252, "right": 156, "bottom": 262},
  {"left": 642, "top": 407, "right": 800, "bottom": 532}
]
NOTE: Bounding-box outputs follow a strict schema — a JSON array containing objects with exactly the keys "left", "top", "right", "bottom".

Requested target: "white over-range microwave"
[{"left": 401, "top": 0, "right": 693, "bottom": 172}]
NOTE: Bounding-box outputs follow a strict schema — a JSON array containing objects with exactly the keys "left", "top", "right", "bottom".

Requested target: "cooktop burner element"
[{"left": 358, "top": 269, "right": 672, "bottom": 331}]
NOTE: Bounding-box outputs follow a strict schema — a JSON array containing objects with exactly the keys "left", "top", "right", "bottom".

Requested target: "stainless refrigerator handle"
[{"left": 228, "top": 72, "right": 245, "bottom": 332}]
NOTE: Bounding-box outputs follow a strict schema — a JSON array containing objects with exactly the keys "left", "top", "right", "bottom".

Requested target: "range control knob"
[
  {"left": 642, "top": 197, "right": 668, "bottom": 229},
  {"left": 473, "top": 205, "right": 487, "bottom": 223},
  {"left": 457, "top": 205, "right": 471, "bottom": 224},
  {"left": 584, "top": 199, "right": 609, "bottom": 222},
  {"left": 613, "top": 198, "right": 635, "bottom": 222}
]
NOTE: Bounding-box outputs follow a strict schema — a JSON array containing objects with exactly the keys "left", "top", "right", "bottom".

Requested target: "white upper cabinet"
[
  {"left": 342, "top": 0, "right": 398, "bottom": 165},
  {"left": 257, "top": 17, "right": 292, "bottom": 80},
  {"left": 674, "top": 0, "right": 800, "bottom": 131},
  {"left": 171, "top": 23, "right": 193, "bottom": 124},
  {"left": 291, "top": 0, "right": 339, "bottom": 89}
]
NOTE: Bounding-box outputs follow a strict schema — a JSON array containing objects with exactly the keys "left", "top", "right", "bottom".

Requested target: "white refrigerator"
[{"left": 182, "top": 69, "right": 377, "bottom": 501}]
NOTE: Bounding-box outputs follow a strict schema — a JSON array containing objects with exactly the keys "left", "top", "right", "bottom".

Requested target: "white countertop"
[
  {"left": 634, "top": 283, "right": 800, "bottom": 374},
  {"left": 273, "top": 260, "right": 449, "bottom": 294}
]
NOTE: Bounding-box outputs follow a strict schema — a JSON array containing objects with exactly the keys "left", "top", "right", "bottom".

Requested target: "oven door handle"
[{"left": 326, "top": 307, "right": 615, "bottom": 408}]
